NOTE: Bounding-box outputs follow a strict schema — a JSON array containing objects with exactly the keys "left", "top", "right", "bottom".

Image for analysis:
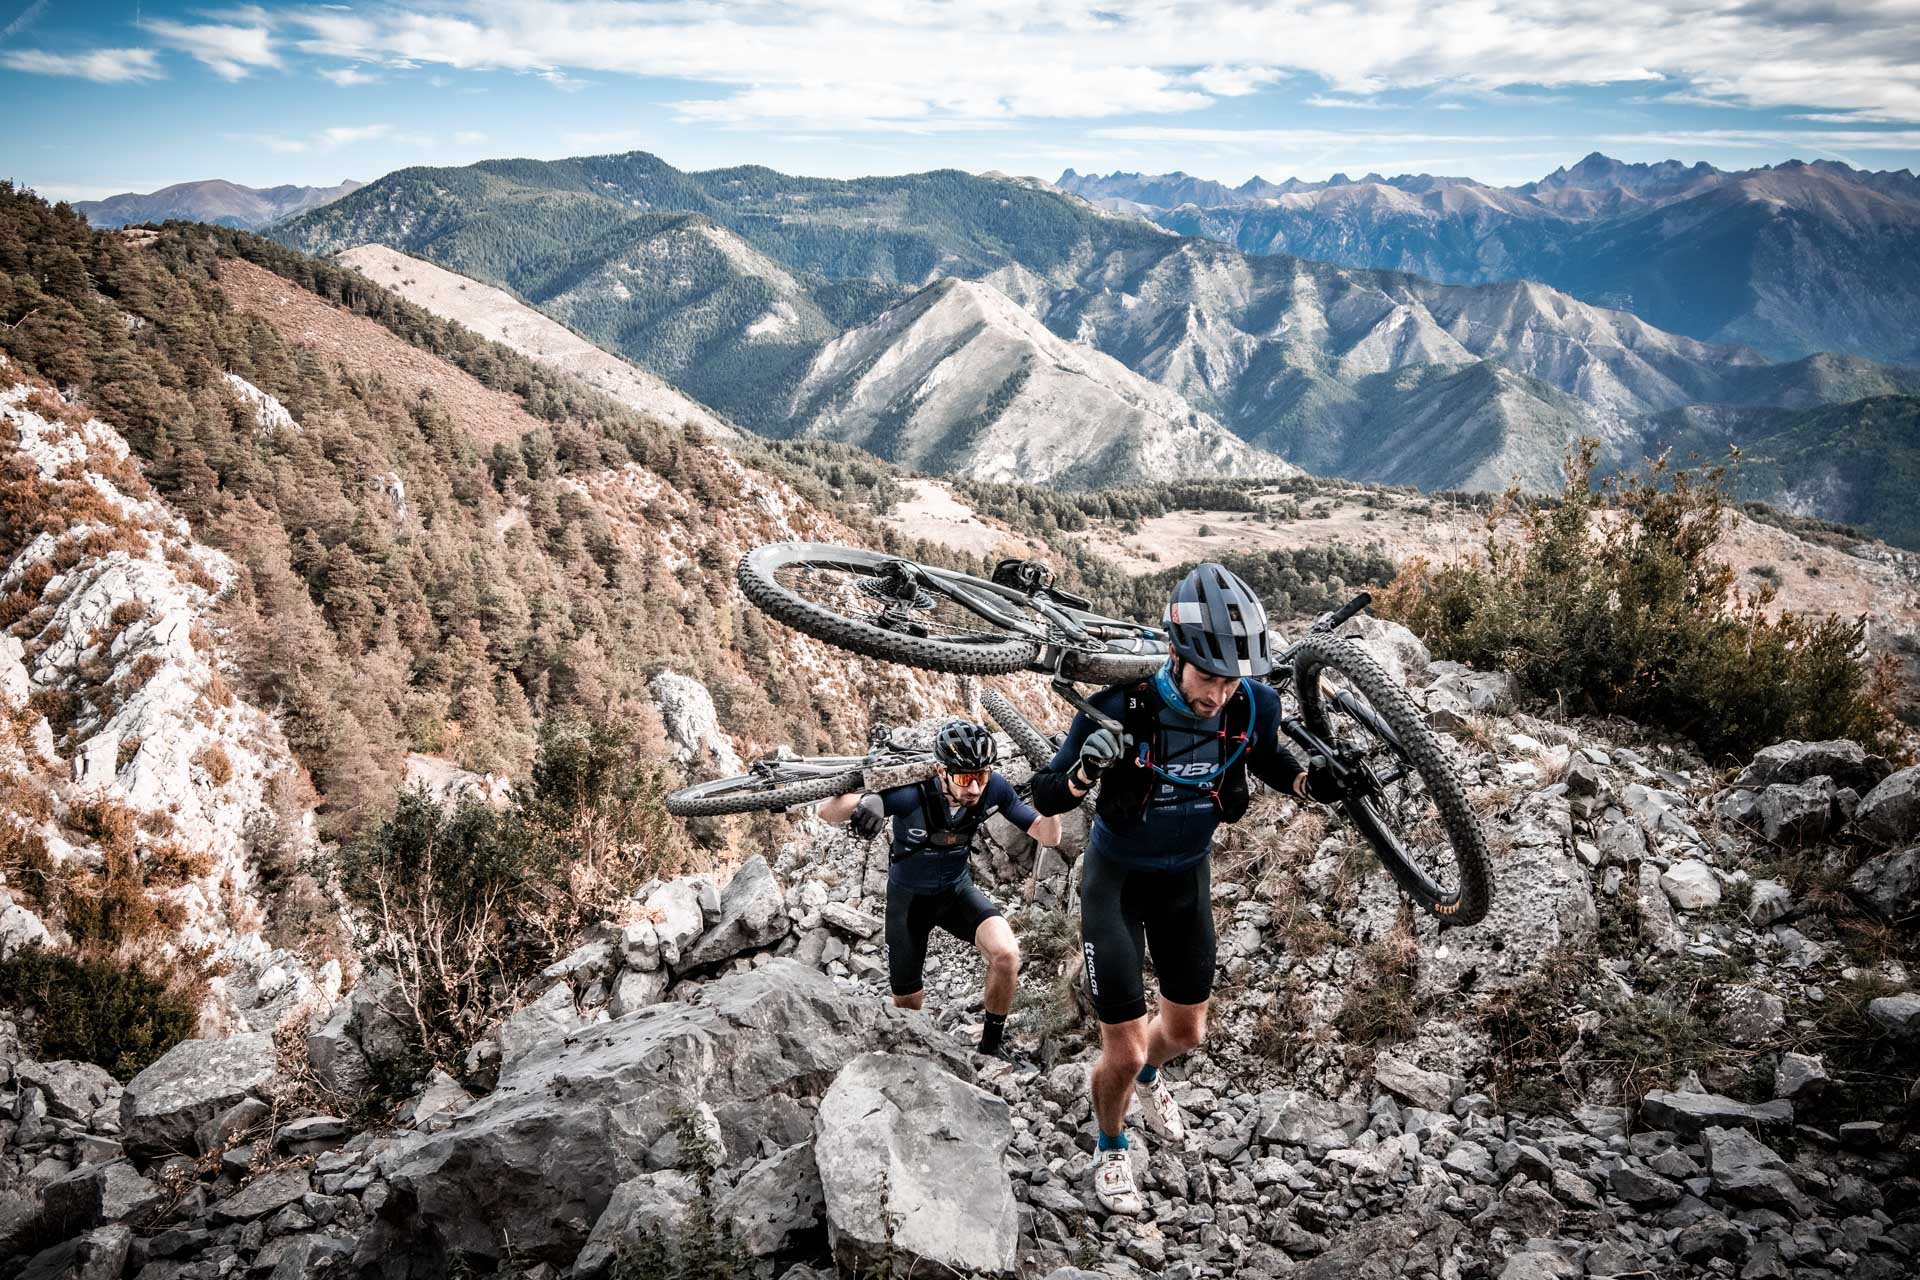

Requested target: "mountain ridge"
[
  {"left": 73, "top": 178, "right": 365, "bottom": 230},
  {"left": 1060, "top": 154, "right": 1920, "bottom": 364}
]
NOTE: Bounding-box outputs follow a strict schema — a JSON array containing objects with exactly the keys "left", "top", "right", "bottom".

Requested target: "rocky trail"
[{"left": 4, "top": 614, "right": 1916, "bottom": 1279}]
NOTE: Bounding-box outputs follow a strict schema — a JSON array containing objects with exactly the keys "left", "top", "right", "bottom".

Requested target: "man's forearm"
[{"left": 816, "top": 791, "right": 863, "bottom": 825}]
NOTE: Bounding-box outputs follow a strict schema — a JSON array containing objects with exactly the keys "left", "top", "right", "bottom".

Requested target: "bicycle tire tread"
[{"left": 1293, "top": 635, "right": 1493, "bottom": 925}]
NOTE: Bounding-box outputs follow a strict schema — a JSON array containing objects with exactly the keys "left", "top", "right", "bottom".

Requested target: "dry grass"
[{"left": 195, "top": 741, "right": 234, "bottom": 787}]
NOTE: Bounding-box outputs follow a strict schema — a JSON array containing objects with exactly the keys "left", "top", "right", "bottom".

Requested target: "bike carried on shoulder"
[{"left": 668, "top": 542, "right": 1493, "bottom": 925}]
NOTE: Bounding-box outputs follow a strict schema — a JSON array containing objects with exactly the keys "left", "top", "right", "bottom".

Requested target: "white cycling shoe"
[
  {"left": 1093, "top": 1147, "right": 1144, "bottom": 1217},
  {"left": 1132, "top": 1073, "right": 1187, "bottom": 1143}
]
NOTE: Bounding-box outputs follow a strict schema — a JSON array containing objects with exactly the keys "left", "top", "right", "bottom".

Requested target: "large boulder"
[
  {"left": 1295, "top": 1186, "right": 1461, "bottom": 1279},
  {"left": 1640, "top": 1089, "right": 1792, "bottom": 1135},
  {"left": 1255, "top": 1088, "right": 1366, "bottom": 1154},
  {"left": 678, "top": 856, "right": 791, "bottom": 970},
  {"left": 1337, "top": 615, "right": 1431, "bottom": 689},
  {"left": 372, "top": 960, "right": 960, "bottom": 1266},
  {"left": 1704, "top": 1126, "right": 1813, "bottom": 1218},
  {"left": 16, "top": 1059, "right": 116, "bottom": 1122},
  {"left": 637, "top": 877, "right": 718, "bottom": 970},
  {"left": 1855, "top": 766, "right": 1920, "bottom": 845},
  {"left": 120, "top": 1031, "right": 276, "bottom": 1159},
  {"left": 1868, "top": 993, "right": 1920, "bottom": 1039},
  {"left": 716, "top": 1141, "right": 825, "bottom": 1257},
  {"left": 0, "top": 889, "right": 52, "bottom": 961},
  {"left": 1847, "top": 846, "right": 1920, "bottom": 921},
  {"left": 41, "top": 1160, "right": 163, "bottom": 1234},
  {"left": 814, "top": 1052, "right": 1018, "bottom": 1277},
  {"left": 572, "top": 1171, "right": 699, "bottom": 1279},
  {"left": 1757, "top": 779, "right": 1834, "bottom": 846},
  {"left": 1735, "top": 740, "right": 1890, "bottom": 792},
  {"left": 305, "top": 969, "right": 417, "bottom": 1096},
  {"left": 649, "top": 672, "right": 742, "bottom": 775}
]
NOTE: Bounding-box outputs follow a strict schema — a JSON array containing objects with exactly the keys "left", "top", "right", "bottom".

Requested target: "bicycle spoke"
[
  {"left": 772, "top": 559, "right": 1018, "bottom": 647},
  {"left": 1318, "top": 668, "right": 1462, "bottom": 896}
]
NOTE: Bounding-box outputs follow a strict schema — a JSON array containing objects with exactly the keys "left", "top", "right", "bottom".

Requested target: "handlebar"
[{"left": 1313, "top": 592, "right": 1373, "bottom": 635}]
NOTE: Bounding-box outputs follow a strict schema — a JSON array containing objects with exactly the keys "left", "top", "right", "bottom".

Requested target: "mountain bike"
[
  {"left": 731, "top": 542, "right": 1493, "bottom": 925},
  {"left": 663, "top": 726, "right": 940, "bottom": 818}
]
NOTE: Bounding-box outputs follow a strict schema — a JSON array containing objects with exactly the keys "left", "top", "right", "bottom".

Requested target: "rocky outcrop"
[
  {"left": 119, "top": 1032, "right": 276, "bottom": 1159},
  {"left": 816, "top": 1052, "right": 1019, "bottom": 1275},
  {"left": 371, "top": 960, "right": 963, "bottom": 1264},
  {"left": 648, "top": 671, "right": 743, "bottom": 776}
]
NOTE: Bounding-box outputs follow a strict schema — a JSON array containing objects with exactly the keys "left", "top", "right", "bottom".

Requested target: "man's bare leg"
[
  {"left": 892, "top": 991, "right": 925, "bottom": 1010},
  {"left": 974, "top": 916, "right": 1019, "bottom": 1016},
  {"left": 1091, "top": 1016, "right": 1151, "bottom": 1138}
]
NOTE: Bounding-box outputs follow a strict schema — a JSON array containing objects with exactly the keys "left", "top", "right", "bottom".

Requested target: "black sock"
[{"left": 979, "top": 1012, "right": 1007, "bottom": 1054}]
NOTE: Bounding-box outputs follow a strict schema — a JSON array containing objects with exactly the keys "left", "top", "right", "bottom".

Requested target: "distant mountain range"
[
  {"left": 1058, "top": 154, "right": 1920, "bottom": 366},
  {"left": 273, "top": 150, "right": 1920, "bottom": 507},
  {"left": 75, "top": 179, "right": 364, "bottom": 230}
]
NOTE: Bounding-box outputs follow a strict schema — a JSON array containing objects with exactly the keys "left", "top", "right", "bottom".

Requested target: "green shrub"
[
  {"left": 0, "top": 947, "right": 201, "bottom": 1078},
  {"left": 335, "top": 717, "right": 683, "bottom": 1071},
  {"left": 1379, "top": 441, "right": 1898, "bottom": 762}
]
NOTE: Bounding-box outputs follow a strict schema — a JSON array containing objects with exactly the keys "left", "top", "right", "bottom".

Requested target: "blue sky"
[{"left": 5, "top": 0, "right": 1920, "bottom": 201}]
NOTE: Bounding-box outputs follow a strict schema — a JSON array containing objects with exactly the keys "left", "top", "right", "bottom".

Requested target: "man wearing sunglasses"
[
  {"left": 1027, "top": 562, "right": 1344, "bottom": 1217},
  {"left": 819, "top": 718, "right": 1062, "bottom": 1060}
]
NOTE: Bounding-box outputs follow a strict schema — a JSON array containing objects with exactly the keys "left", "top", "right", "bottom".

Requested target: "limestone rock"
[
  {"left": 0, "top": 889, "right": 52, "bottom": 961},
  {"left": 372, "top": 961, "right": 957, "bottom": 1265},
  {"left": 1372, "top": 1050, "right": 1456, "bottom": 1113},
  {"left": 716, "top": 1141, "right": 824, "bottom": 1257},
  {"left": 1868, "top": 992, "right": 1920, "bottom": 1039},
  {"left": 16, "top": 1059, "right": 116, "bottom": 1123},
  {"left": 679, "top": 856, "right": 791, "bottom": 970},
  {"left": 120, "top": 1031, "right": 276, "bottom": 1159},
  {"left": 815, "top": 1052, "right": 1018, "bottom": 1276},
  {"left": 1640, "top": 1089, "right": 1791, "bottom": 1135},
  {"left": 1757, "top": 778, "right": 1834, "bottom": 846},
  {"left": 1735, "top": 740, "right": 1889, "bottom": 792},
  {"left": 42, "top": 1159, "right": 163, "bottom": 1233},
  {"left": 1847, "top": 846, "right": 1920, "bottom": 921},
  {"left": 1704, "top": 1125, "right": 1812, "bottom": 1218},
  {"left": 1660, "top": 859, "right": 1721, "bottom": 911},
  {"left": 1855, "top": 765, "right": 1920, "bottom": 845},
  {"left": 1774, "top": 1052, "right": 1829, "bottom": 1100},
  {"left": 1715, "top": 985, "right": 1786, "bottom": 1044},
  {"left": 649, "top": 671, "right": 742, "bottom": 776},
  {"left": 571, "top": 1171, "right": 699, "bottom": 1280},
  {"left": 495, "top": 982, "right": 588, "bottom": 1071}
]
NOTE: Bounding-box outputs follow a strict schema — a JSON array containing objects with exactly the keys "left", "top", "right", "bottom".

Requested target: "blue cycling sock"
[
  {"left": 1097, "top": 1130, "right": 1128, "bottom": 1152},
  {"left": 1136, "top": 1064, "right": 1159, "bottom": 1084}
]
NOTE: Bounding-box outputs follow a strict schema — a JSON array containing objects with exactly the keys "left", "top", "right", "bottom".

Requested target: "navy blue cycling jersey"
[
  {"left": 1044, "top": 678, "right": 1296, "bottom": 872},
  {"left": 883, "top": 772, "right": 1038, "bottom": 892}
]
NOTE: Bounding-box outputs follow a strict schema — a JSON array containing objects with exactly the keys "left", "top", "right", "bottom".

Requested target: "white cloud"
[
  {"left": 237, "top": 122, "right": 396, "bottom": 154},
  {"left": 454, "top": 130, "right": 487, "bottom": 144},
  {"left": 1094, "top": 127, "right": 1550, "bottom": 146},
  {"left": 1599, "top": 129, "right": 1920, "bottom": 150},
  {"left": 256, "top": 0, "right": 1920, "bottom": 139},
  {"left": 145, "top": 17, "right": 278, "bottom": 81},
  {"left": 1304, "top": 96, "right": 1393, "bottom": 110},
  {"left": 1189, "top": 65, "right": 1285, "bottom": 97},
  {"left": 321, "top": 65, "right": 378, "bottom": 86},
  {"left": 1, "top": 0, "right": 49, "bottom": 43},
  {"left": 0, "top": 46, "right": 161, "bottom": 82}
]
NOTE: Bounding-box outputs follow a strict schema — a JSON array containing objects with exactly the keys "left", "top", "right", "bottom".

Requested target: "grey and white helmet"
[{"left": 1164, "top": 563, "right": 1273, "bottom": 678}]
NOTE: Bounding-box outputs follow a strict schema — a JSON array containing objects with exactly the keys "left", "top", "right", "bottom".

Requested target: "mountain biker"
[
  {"left": 819, "top": 717, "right": 1062, "bottom": 1060},
  {"left": 1028, "top": 563, "right": 1344, "bottom": 1216}
]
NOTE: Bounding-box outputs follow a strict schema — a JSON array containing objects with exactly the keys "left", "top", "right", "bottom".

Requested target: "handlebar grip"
[{"left": 1321, "top": 592, "right": 1373, "bottom": 632}]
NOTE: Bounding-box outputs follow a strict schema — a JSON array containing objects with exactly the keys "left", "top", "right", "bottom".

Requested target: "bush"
[
  {"left": 335, "top": 717, "right": 684, "bottom": 1069},
  {"left": 0, "top": 947, "right": 202, "bottom": 1077},
  {"left": 1379, "top": 442, "right": 1899, "bottom": 762}
]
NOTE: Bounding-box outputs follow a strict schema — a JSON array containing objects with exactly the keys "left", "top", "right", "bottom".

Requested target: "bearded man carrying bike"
[
  {"left": 820, "top": 718, "right": 1062, "bottom": 1060},
  {"left": 1029, "top": 563, "right": 1344, "bottom": 1217}
]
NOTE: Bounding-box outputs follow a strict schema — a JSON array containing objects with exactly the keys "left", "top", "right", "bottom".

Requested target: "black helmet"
[
  {"left": 933, "top": 719, "right": 995, "bottom": 771},
  {"left": 1165, "top": 563, "right": 1273, "bottom": 678}
]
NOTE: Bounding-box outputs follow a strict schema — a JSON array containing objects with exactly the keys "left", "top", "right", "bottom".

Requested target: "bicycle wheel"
[
  {"left": 983, "top": 688, "right": 1058, "bottom": 770},
  {"left": 666, "top": 761, "right": 866, "bottom": 817},
  {"left": 739, "top": 543, "right": 1039, "bottom": 675},
  {"left": 1291, "top": 635, "right": 1492, "bottom": 925}
]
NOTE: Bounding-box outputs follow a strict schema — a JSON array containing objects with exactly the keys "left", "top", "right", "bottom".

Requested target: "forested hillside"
[{"left": 0, "top": 184, "right": 1014, "bottom": 839}]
